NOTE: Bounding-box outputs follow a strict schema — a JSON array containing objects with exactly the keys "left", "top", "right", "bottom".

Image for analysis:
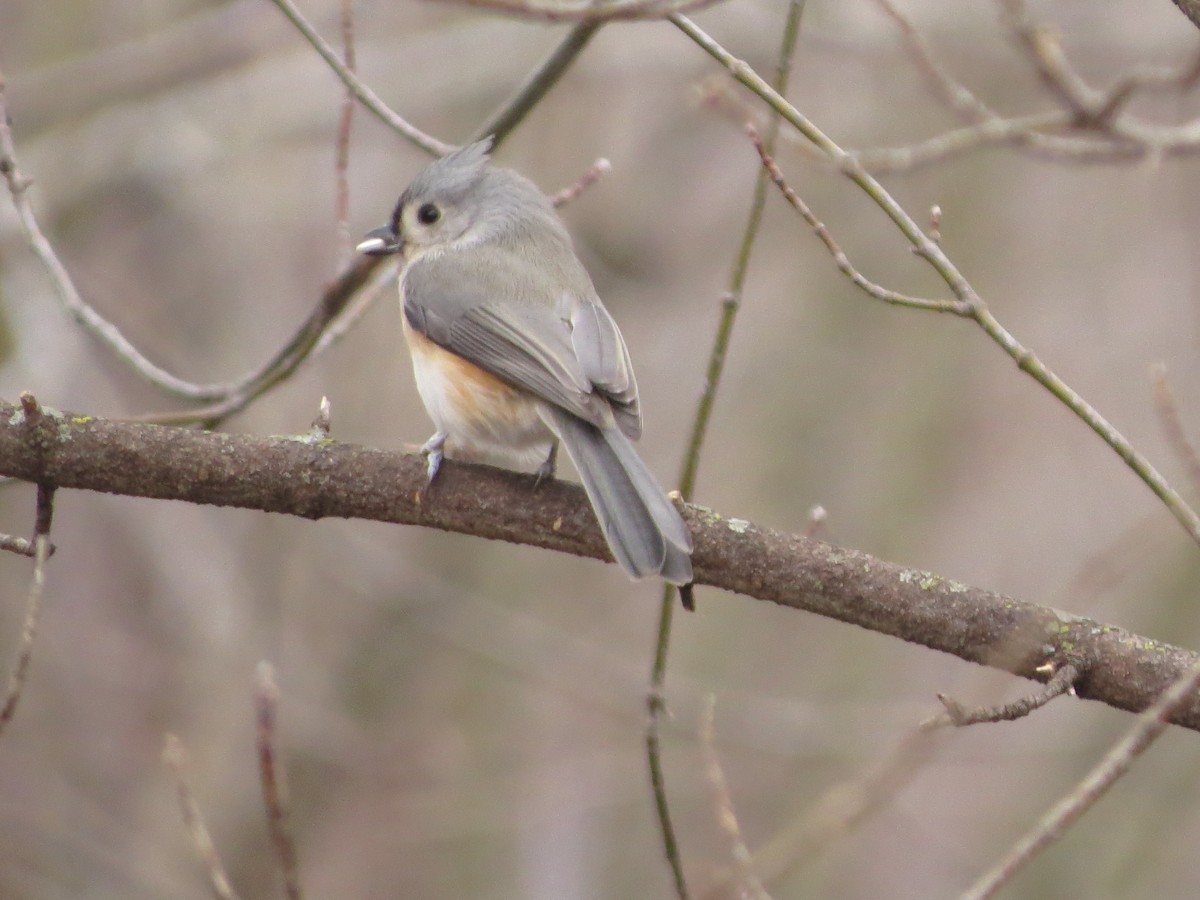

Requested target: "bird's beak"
[{"left": 356, "top": 225, "right": 403, "bottom": 257}]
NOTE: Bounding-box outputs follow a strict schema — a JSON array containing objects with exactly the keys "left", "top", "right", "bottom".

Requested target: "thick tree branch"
[{"left": 1, "top": 400, "right": 1198, "bottom": 731}]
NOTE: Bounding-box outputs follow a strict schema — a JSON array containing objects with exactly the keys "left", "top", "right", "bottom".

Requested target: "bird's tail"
[{"left": 544, "top": 408, "right": 693, "bottom": 584}]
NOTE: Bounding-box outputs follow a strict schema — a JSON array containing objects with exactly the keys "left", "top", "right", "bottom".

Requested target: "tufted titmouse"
[{"left": 357, "top": 139, "right": 692, "bottom": 584}]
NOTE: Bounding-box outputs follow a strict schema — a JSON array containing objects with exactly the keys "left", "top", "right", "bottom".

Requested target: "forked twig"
[
  {"left": 963, "top": 661, "right": 1200, "bottom": 898},
  {"left": 922, "top": 664, "right": 1080, "bottom": 730}
]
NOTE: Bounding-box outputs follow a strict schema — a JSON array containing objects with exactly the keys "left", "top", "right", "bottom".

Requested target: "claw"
[
  {"left": 534, "top": 440, "right": 559, "bottom": 488},
  {"left": 422, "top": 431, "right": 447, "bottom": 484}
]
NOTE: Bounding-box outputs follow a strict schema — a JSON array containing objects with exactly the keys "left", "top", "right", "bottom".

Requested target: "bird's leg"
[
  {"left": 422, "top": 431, "right": 448, "bottom": 483},
  {"left": 534, "top": 440, "right": 559, "bottom": 488}
]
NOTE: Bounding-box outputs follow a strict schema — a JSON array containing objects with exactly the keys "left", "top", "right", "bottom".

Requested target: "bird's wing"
[{"left": 403, "top": 245, "right": 641, "bottom": 435}]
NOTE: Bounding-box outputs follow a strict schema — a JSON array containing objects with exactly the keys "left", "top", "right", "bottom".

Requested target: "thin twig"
[
  {"left": 647, "top": 4, "right": 807, "bottom": 896},
  {"left": 0, "top": 533, "right": 38, "bottom": 558},
  {"left": 1151, "top": 363, "right": 1200, "bottom": 498},
  {"left": 703, "top": 728, "right": 939, "bottom": 897},
  {"left": 433, "top": 0, "right": 720, "bottom": 23},
  {"left": 140, "top": 254, "right": 382, "bottom": 426},
  {"left": 749, "top": 128, "right": 969, "bottom": 314},
  {"left": 850, "top": 0, "right": 1200, "bottom": 171},
  {"left": 999, "top": 0, "right": 1200, "bottom": 148},
  {"left": 310, "top": 257, "right": 400, "bottom": 358},
  {"left": 549, "top": 158, "right": 612, "bottom": 207},
  {"left": 0, "top": 482, "right": 54, "bottom": 737},
  {"left": 921, "top": 663, "right": 1080, "bottom": 729},
  {"left": 874, "top": 0, "right": 993, "bottom": 124},
  {"left": 963, "top": 660, "right": 1200, "bottom": 899},
  {"left": 2, "top": 70, "right": 375, "bottom": 418},
  {"left": 163, "top": 734, "right": 242, "bottom": 900},
  {"left": 473, "top": 22, "right": 603, "bottom": 145},
  {"left": 333, "top": 0, "right": 357, "bottom": 265},
  {"left": 0, "top": 75, "right": 242, "bottom": 402},
  {"left": 672, "top": 12, "right": 1200, "bottom": 556},
  {"left": 265, "top": 0, "right": 450, "bottom": 155},
  {"left": 256, "top": 662, "right": 302, "bottom": 900},
  {"left": 700, "top": 696, "right": 771, "bottom": 900}
]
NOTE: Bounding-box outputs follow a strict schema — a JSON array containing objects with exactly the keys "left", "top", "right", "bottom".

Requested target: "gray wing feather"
[
  {"left": 404, "top": 247, "right": 641, "bottom": 432},
  {"left": 570, "top": 301, "right": 641, "bottom": 438}
]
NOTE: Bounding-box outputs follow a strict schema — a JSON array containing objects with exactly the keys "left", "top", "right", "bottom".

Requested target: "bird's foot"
[{"left": 533, "top": 441, "right": 559, "bottom": 488}]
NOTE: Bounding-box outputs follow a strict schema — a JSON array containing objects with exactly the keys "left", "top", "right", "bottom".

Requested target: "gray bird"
[{"left": 359, "top": 140, "right": 693, "bottom": 584}]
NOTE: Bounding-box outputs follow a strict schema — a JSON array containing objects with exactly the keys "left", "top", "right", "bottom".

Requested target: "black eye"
[{"left": 416, "top": 202, "right": 440, "bottom": 225}]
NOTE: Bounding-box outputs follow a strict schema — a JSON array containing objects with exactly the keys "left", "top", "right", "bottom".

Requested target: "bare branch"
[
  {"left": 922, "top": 663, "right": 1080, "bottom": 729},
  {"left": 548, "top": 158, "right": 612, "bottom": 207},
  {"left": 703, "top": 727, "right": 940, "bottom": 896},
  {"left": 874, "top": 0, "right": 993, "bottom": 123},
  {"left": 674, "top": 15, "right": 1200, "bottom": 558},
  {"left": 700, "top": 696, "right": 772, "bottom": 900},
  {"left": 0, "top": 76, "right": 243, "bottom": 402},
  {"left": 256, "top": 662, "right": 302, "bottom": 900},
  {"left": 473, "top": 22, "right": 603, "bottom": 145},
  {"left": 163, "top": 734, "right": 243, "bottom": 900},
  {"left": 1152, "top": 363, "right": 1200, "bottom": 498},
  {"left": 963, "top": 660, "right": 1200, "bottom": 899},
  {"left": 333, "top": 0, "right": 357, "bottom": 265},
  {"left": 265, "top": 0, "right": 450, "bottom": 155},
  {"left": 431, "top": 0, "right": 721, "bottom": 23},
  {"left": 0, "top": 479, "right": 54, "bottom": 737},
  {"left": 1, "top": 74, "right": 389, "bottom": 419},
  {"left": 5, "top": 407, "right": 1200, "bottom": 729},
  {"left": 750, "top": 127, "right": 970, "bottom": 314},
  {"left": 139, "top": 253, "right": 384, "bottom": 426},
  {"left": 845, "top": 0, "right": 1200, "bottom": 172},
  {"left": 649, "top": 4, "right": 808, "bottom": 894}
]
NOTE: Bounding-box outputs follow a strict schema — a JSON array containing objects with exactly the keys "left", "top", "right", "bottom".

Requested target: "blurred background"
[{"left": 3, "top": 0, "right": 1200, "bottom": 897}]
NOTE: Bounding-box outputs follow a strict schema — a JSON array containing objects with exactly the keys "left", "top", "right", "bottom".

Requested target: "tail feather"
[{"left": 544, "top": 408, "right": 693, "bottom": 584}]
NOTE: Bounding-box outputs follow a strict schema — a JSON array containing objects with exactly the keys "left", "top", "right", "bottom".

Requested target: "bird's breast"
[{"left": 402, "top": 316, "right": 551, "bottom": 463}]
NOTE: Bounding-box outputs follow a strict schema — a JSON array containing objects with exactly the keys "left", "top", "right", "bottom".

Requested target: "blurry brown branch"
[
  {"left": 139, "top": 253, "right": 387, "bottom": 427},
  {"left": 963, "top": 660, "right": 1200, "bottom": 899},
  {"left": 549, "top": 157, "right": 612, "bottom": 206},
  {"left": 3, "top": 400, "right": 1200, "bottom": 732},
  {"left": 163, "top": 734, "right": 242, "bottom": 900},
  {"left": 0, "top": 478, "right": 54, "bottom": 737},
  {"left": 702, "top": 727, "right": 940, "bottom": 898},
  {"left": 1, "top": 71, "right": 390, "bottom": 422},
  {"left": 266, "top": 0, "right": 451, "bottom": 155},
  {"left": 0, "top": 77, "right": 243, "bottom": 402},
  {"left": 830, "top": 0, "right": 1200, "bottom": 173},
  {"left": 1176, "top": 0, "right": 1200, "bottom": 32},
  {"left": 749, "top": 125, "right": 967, "bottom": 314},
  {"left": 1152, "top": 363, "right": 1200, "bottom": 497},
  {"left": 700, "top": 696, "right": 771, "bottom": 900},
  {"left": 430, "top": 0, "right": 721, "bottom": 23},
  {"left": 256, "top": 662, "right": 302, "bottom": 900},
  {"left": 333, "top": 0, "right": 357, "bottom": 264},
  {"left": 473, "top": 22, "right": 604, "bottom": 144}
]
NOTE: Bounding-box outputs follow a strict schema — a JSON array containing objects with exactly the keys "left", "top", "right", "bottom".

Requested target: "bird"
[{"left": 358, "top": 138, "right": 693, "bottom": 585}]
